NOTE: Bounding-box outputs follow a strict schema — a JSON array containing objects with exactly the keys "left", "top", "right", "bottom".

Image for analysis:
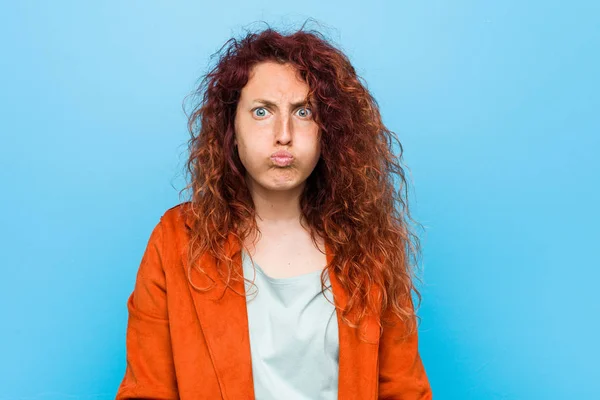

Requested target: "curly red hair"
[{"left": 180, "top": 22, "right": 424, "bottom": 338}]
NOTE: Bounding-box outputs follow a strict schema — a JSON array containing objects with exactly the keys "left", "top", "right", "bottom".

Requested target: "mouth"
[{"left": 270, "top": 155, "right": 294, "bottom": 167}]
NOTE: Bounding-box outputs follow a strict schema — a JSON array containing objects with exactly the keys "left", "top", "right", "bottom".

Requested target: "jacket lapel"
[
  {"left": 183, "top": 215, "right": 380, "bottom": 400},
  {"left": 182, "top": 222, "right": 255, "bottom": 400},
  {"left": 326, "top": 239, "right": 381, "bottom": 400}
]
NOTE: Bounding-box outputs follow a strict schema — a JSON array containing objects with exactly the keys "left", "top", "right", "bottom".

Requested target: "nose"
[{"left": 275, "top": 113, "right": 292, "bottom": 145}]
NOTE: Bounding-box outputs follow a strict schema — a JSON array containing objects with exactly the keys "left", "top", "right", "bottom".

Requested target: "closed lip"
[{"left": 271, "top": 150, "right": 293, "bottom": 158}]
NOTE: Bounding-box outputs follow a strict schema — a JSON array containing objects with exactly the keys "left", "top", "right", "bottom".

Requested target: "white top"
[{"left": 241, "top": 249, "right": 339, "bottom": 400}]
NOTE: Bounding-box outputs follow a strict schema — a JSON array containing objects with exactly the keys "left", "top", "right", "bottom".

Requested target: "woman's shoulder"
[
  {"left": 157, "top": 201, "right": 193, "bottom": 233},
  {"left": 143, "top": 202, "right": 192, "bottom": 260}
]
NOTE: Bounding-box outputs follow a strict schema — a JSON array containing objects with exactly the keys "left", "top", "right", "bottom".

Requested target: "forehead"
[{"left": 240, "top": 61, "right": 310, "bottom": 100}]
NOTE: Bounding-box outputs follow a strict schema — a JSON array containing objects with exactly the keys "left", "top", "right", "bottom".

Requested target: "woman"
[{"left": 116, "top": 25, "right": 432, "bottom": 400}]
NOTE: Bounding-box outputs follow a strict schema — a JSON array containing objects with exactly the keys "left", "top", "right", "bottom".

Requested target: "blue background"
[{"left": 1, "top": 1, "right": 598, "bottom": 399}]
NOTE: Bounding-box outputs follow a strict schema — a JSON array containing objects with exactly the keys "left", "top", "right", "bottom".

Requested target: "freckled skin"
[{"left": 233, "top": 61, "right": 321, "bottom": 194}]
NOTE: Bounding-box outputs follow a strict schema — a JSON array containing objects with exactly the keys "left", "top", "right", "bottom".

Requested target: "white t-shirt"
[{"left": 241, "top": 249, "right": 339, "bottom": 400}]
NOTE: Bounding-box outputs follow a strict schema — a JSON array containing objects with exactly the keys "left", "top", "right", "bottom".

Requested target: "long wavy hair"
[{"left": 180, "top": 22, "right": 425, "bottom": 339}]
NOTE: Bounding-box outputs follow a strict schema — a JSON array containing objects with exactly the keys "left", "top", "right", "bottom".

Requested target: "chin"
[
  {"left": 246, "top": 167, "right": 308, "bottom": 192},
  {"left": 261, "top": 175, "right": 305, "bottom": 191},
  {"left": 264, "top": 181, "right": 302, "bottom": 191}
]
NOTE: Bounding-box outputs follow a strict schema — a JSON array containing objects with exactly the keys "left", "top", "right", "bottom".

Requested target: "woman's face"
[{"left": 234, "top": 61, "right": 321, "bottom": 194}]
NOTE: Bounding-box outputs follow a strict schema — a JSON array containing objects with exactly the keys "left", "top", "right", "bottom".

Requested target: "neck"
[{"left": 245, "top": 177, "right": 305, "bottom": 226}]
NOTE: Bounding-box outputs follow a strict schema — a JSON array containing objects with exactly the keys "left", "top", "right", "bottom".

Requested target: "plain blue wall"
[{"left": 1, "top": 1, "right": 598, "bottom": 399}]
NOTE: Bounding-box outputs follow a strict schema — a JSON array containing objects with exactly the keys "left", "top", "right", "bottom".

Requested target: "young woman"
[{"left": 116, "top": 25, "right": 432, "bottom": 400}]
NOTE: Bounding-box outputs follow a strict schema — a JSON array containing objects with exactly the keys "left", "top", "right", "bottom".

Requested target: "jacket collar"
[{"left": 182, "top": 213, "right": 381, "bottom": 399}]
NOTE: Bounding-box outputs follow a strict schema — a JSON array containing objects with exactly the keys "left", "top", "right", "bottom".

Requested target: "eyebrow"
[{"left": 251, "top": 98, "right": 312, "bottom": 109}]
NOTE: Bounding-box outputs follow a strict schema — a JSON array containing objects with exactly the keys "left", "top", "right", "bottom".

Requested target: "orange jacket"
[{"left": 115, "top": 203, "right": 432, "bottom": 399}]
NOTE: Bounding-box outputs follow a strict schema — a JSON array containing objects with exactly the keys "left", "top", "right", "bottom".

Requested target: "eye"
[
  {"left": 252, "top": 107, "right": 270, "bottom": 118},
  {"left": 296, "top": 107, "right": 313, "bottom": 118}
]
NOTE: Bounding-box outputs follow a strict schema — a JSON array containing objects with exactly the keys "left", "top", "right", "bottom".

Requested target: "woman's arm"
[
  {"left": 115, "top": 221, "right": 179, "bottom": 400},
  {"left": 378, "top": 305, "right": 432, "bottom": 399}
]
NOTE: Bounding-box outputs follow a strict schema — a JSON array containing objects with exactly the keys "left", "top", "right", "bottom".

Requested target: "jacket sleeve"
[
  {"left": 378, "top": 301, "right": 432, "bottom": 399},
  {"left": 115, "top": 220, "right": 179, "bottom": 400}
]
